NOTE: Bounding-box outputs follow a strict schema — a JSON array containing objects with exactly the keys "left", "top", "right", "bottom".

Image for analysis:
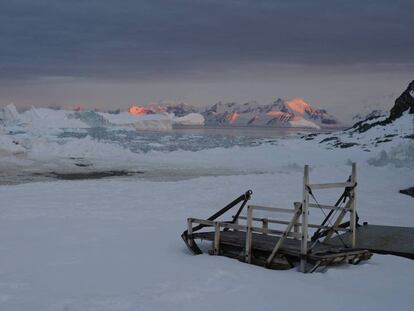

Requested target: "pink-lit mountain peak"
[{"left": 286, "top": 98, "right": 314, "bottom": 115}]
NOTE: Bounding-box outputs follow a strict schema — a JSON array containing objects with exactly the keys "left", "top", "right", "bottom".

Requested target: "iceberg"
[
  {"left": 173, "top": 113, "right": 205, "bottom": 126},
  {"left": 0, "top": 103, "right": 21, "bottom": 125},
  {"left": 98, "top": 112, "right": 173, "bottom": 130}
]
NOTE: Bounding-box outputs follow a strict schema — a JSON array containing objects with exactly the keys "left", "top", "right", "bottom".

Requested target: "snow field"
[{"left": 0, "top": 162, "right": 412, "bottom": 310}]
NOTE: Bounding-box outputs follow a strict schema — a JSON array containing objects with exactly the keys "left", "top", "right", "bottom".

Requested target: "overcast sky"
[{"left": 0, "top": 0, "right": 413, "bottom": 121}]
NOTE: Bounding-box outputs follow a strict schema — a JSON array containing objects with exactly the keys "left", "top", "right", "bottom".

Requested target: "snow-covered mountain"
[
  {"left": 163, "top": 103, "right": 199, "bottom": 117},
  {"left": 146, "top": 102, "right": 200, "bottom": 117},
  {"left": 352, "top": 110, "right": 387, "bottom": 123},
  {"left": 313, "top": 80, "right": 414, "bottom": 154},
  {"left": 201, "top": 98, "right": 340, "bottom": 129}
]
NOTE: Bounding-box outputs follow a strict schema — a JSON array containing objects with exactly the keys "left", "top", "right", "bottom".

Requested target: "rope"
[
  {"left": 311, "top": 175, "right": 352, "bottom": 241},
  {"left": 306, "top": 185, "right": 349, "bottom": 248}
]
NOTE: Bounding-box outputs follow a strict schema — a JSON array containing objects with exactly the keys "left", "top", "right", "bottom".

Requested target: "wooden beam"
[
  {"left": 262, "top": 219, "right": 269, "bottom": 235},
  {"left": 189, "top": 218, "right": 215, "bottom": 226},
  {"left": 245, "top": 206, "right": 253, "bottom": 263},
  {"left": 301, "top": 165, "right": 310, "bottom": 273},
  {"left": 237, "top": 216, "right": 348, "bottom": 231},
  {"left": 187, "top": 218, "right": 193, "bottom": 247},
  {"left": 190, "top": 218, "right": 301, "bottom": 237},
  {"left": 251, "top": 227, "right": 301, "bottom": 238},
  {"left": 213, "top": 222, "right": 221, "bottom": 255},
  {"left": 249, "top": 205, "right": 296, "bottom": 214},
  {"left": 308, "top": 182, "right": 355, "bottom": 190},
  {"left": 350, "top": 163, "right": 357, "bottom": 248}
]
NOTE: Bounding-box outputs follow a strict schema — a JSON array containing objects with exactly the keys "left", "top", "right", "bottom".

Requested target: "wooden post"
[
  {"left": 245, "top": 205, "right": 253, "bottom": 263},
  {"left": 350, "top": 163, "right": 357, "bottom": 248},
  {"left": 213, "top": 222, "right": 221, "bottom": 255},
  {"left": 300, "top": 165, "right": 309, "bottom": 273},
  {"left": 266, "top": 202, "right": 302, "bottom": 265},
  {"left": 293, "top": 203, "right": 300, "bottom": 239},
  {"left": 187, "top": 218, "right": 193, "bottom": 248},
  {"left": 262, "top": 219, "right": 268, "bottom": 235},
  {"left": 233, "top": 217, "right": 239, "bottom": 231}
]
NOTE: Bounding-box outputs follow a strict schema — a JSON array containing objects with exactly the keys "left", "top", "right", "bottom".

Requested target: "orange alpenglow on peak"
[
  {"left": 266, "top": 111, "right": 286, "bottom": 117},
  {"left": 128, "top": 105, "right": 151, "bottom": 115},
  {"left": 286, "top": 98, "right": 312, "bottom": 114},
  {"left": 226, "top": 112, "right": 239, "bottom": 123}
]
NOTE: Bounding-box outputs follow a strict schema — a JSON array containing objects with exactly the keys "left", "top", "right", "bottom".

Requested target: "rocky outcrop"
[
  {"left": 389, "top": 80, "right": 414, "bottom": 121},
  {"left": 352, "top": 80, "right": 414, "bottom": 133}
]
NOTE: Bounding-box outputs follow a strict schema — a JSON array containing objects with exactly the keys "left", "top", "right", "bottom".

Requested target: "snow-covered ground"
[
  {"left": 0, "top": 161, "right": 413, "bottom": 310},
  {"left": 0, "top": 104, "right": 413, "bottom": 310}
]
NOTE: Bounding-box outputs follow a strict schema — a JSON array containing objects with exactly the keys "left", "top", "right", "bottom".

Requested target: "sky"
[{"left": 0, "top": 0, "right": 413, "bottom": 122}]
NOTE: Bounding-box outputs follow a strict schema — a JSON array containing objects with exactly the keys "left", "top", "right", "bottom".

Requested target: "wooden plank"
[
  {"left": 350, "top": 162, "right": 357, "bottom": 248},
  {"left": 190, "top": 217, "right": 300, "bottom": 237},
  {"left": 189, "top": 218, "right": 215, "bottom": 226},
  {"left": 187, "top": 218, "right": 193, "bottom": 247},
  {"left": 248, "top": 205, "right": 296, "bottom": 214},
  {"left": 237, "top": 216, "right": 348, "bottom": 231},
  {"left": 262, "top": 219, "right": 268, "bottom": 235},
  {"left": 293, "top": 219, "right": 300, "bottom": 240},
  {"left": 308, "top": 182, "right": 355, "bottom": 190},
  {"left": 251, "top": 227, "right": 301, "bottom": 238},
  {"left": 214, "top": 222, "right": 220, "bottom": 255},
  {"left": 301, "top": 165, "right": 309, "bottom": 273},
  {"left": 245, "top": 206, "right": 253, "bottom": 263}
]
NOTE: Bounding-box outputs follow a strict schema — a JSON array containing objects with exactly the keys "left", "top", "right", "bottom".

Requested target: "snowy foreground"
[{"left": 0, "top": 130, "right": 413, "bottom": 310}]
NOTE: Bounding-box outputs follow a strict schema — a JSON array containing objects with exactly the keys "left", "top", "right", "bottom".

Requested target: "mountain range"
[{"left": 156, "top": 98, "right": 340, "bottom": 129}]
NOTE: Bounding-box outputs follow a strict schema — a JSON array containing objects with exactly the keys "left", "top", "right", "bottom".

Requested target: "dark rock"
[
  {"left": 375, "top": 138, "right": 392, "bottom": 144},
  {"left": 404, "top": 134, "right": 414, "bottom": 139},
  {"left": 319, "top": 136, "right": 338, "bottom": 143},
  {"left": 390, "top": 81, "right": 414, "bottom": 121},
  {"left": 400, "top": 187, "right": 414, "bottom": 198},
  {"left": 336, "top": 142, "right": 359, "bottom": 148}
]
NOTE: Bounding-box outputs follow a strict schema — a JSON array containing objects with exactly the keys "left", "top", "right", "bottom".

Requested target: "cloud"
[{"left": 0, "top": 0, "right": 413, "bottom": 82}]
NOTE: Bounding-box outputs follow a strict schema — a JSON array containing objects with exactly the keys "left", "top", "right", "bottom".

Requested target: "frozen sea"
[
  {"left": 1, "top": 127, "right": 330, "bottom": 185},
  {"left": 58, "top": 126, "right": 314, "bottom": 153},
  {"left": 0, "top": 120, "right": 413, "bottom": 310}
]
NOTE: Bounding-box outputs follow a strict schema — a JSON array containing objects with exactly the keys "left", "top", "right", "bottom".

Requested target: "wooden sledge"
[{"left": 182, "top": 163, "right": 372, "bottom": 273}]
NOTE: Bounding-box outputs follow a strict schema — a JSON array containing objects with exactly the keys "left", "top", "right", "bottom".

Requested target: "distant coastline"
[{"left": 173, "top": 124, "right": 347, "bottom": 132}]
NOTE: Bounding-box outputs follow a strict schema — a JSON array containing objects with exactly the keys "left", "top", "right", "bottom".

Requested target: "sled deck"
[
  {"left": 182, "top": 163, "right": 373, "bottom": 273},
  {"left": 328, "top": 224, "right": 414, "bottom": 259}
]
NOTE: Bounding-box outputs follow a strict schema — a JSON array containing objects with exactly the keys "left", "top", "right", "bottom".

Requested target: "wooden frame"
[
  {"left": 184, "top": 163, "right": 359, "bottom": 273},
  {"left": 302, "top": 162, "right": 358, "bottom": 271}
]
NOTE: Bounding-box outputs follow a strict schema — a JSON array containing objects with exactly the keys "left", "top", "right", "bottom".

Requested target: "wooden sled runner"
[{"left": 182, "top": 163, "right": 372, "bottom": 273}]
